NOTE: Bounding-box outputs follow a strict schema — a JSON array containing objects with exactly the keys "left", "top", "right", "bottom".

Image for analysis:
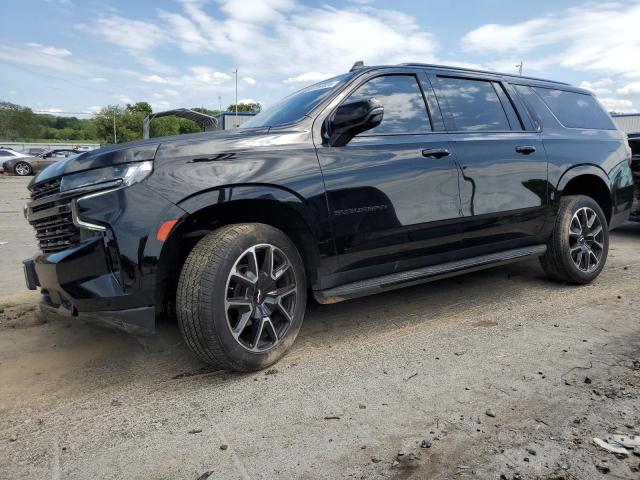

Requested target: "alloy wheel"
[
  {"left": 568, "top": 206, "right": 604, "bottom": 273},
  {"left": 224, "top": 244, "right": 297, "bottom": 352},
  {"left": 14, "top": 162, "right": 31, "bottom": 176}
]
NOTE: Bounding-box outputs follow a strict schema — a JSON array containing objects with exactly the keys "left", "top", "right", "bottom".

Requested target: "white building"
[{"left": 612, "top": 113, "right": 640, "bottom": 135}]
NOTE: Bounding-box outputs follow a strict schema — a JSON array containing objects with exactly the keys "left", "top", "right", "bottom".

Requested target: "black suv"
[{"left": 23, "top": 63, "right": 634, "bottom": 371}]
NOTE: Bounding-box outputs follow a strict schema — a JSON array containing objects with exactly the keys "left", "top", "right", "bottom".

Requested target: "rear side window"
[
  {"left": 0, "top": 151, "right": 12, "bottom": 157},
  {"left": 433, "top": 77, "right": 511, "bottom": 131},
  {"left": 532, "top": 87, "right": 616, "bottom": 130},
  {"left": 346, "top": 75, "right": 431, "bottom": 135}
]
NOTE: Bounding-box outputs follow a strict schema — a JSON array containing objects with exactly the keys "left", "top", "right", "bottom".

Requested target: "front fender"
[{"left": 178, "top": 183, "right": 307, "bottom": 214}]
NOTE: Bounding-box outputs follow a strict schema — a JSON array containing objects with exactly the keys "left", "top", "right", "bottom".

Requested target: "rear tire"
[
  {"left": 14, "top": 161, "right": 32, "bottom": 176},
  {"left": 176, "top": 223, "right": 307, "bottom": 372},
  {"left": 540, "top": 195, "right": 609, "bottom": 284}
]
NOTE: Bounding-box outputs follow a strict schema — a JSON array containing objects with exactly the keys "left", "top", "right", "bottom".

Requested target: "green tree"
[
  {"left": 149, "top": 116, "right": 202, "bottom": 138},
  {"left": 0, "top": 102, "right": 41, "bottom": 140},
  {"left": 226, "top": 102, "right": 262, "bottom": 113},
  {"left": 149, "top": 116, "right": 181, "bottom": 138},
  {"left": 192, "top": 107, "right": 221, "bottom": 116},
  {"left": 178, "top": 117, "right": 202, "bottom": 134},
  {"left": 126, "top": 102, "right": 152, "bottom": 117}
]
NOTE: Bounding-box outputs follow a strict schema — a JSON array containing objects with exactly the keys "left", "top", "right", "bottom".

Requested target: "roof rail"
[{"left": 399, "top": 63, "right": 569, "bottom": 86}]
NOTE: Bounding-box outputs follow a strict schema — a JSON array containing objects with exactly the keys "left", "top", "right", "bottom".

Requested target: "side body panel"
[
  {"left": 514, "top": 83, "right": 635, "bottom": 229},
  {"left": 146, "top": 126, "right": 335, "bottom": 280},
  {"left": 311, "top": 68, "right": 463, "bottom": 289},
  {"left": 426, "top": 70, "right": 550, "bottom": 254}
]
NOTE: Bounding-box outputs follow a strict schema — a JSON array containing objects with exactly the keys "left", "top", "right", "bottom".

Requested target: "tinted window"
[
  {"left": 0, "top": 151, "right": 12, "bottom": 157},
  {"left": 532, "top": 87, "right": 615, "bottom": 130},
  {"left": 242, "top": 73, "right": 353, "bottom": 128},
  {"left": 346, "top": 75, "right": 431, "bottom": 134},
  {"left": 435, "top": 77, "right": 511, "bottom": 131}
]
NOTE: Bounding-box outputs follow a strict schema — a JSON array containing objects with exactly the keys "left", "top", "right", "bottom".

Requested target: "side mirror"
[{"left": 327, "top": 98, "right": 384, "bottom": 147}]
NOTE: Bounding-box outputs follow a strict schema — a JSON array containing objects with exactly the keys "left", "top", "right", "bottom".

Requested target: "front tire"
[
  {"left": 540, "top": 195, "right": 609, "bottom": 284},
  {"left": 176, "top": 223, "right": 307, "bottom": 372},
  {"left": 14, "top": 161, "right": 32, "bottom": 176}
]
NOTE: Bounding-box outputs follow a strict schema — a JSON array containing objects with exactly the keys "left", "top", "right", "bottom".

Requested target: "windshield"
[{"left": 242, "top": 73, "right": 353, "bottom": 128}]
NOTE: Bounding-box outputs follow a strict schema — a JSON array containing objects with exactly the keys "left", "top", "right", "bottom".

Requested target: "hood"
[
  {"left": 32, "top": 128, "right": 273, "bottom": 185},
  {"left": 33, "top": 138, "right": 161, "bottom": 184}
]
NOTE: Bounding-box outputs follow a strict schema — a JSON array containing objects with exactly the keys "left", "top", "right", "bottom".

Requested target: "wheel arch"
[
  {"left": 555, "top": 165, "right": 612, "bottom": 223},
  {"left": 154, "top": 185, "right": 325, "bottom": 315}
]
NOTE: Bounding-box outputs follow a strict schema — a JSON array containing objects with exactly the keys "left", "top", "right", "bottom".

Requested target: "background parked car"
[
  {"left": 1, "top": 148, "right": 82, "bottom": 176},
  {"left": 0, "top": 148, "right": 35, "bottom": 175}
]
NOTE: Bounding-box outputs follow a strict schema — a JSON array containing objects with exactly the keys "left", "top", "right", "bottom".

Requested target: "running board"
[{"left": 314, "top": 245, "right": 547, "bottom": 304}]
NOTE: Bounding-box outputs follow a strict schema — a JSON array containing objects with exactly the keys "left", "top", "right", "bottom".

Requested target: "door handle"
[
  {"left": 515, "top": 145, "right": 536, "bottom": 155},
  {"left": 422, "top": 148, "right": 450, "bottom": 159}
]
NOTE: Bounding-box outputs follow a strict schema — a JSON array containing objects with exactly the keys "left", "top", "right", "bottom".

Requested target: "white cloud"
[
  {"left": 25, "top": 42, "right": 71, "bottom": 57},
  {"left": 140, "top": 74, "right": 171, "bottom": 84},
  {"left": 617, "top": 82, "right": 640, "bottom": 96},
  {"left": 189, "top": 66, "right": 231, "bottom": 83},
  {"left": 87, "top": 1, "right": 439, "bottom": 79},
  {"left": 113, "top": 94, "right": 132, "bottom": 104},
  {"left": 89, "top": 77, "right": 107, "bottom": 83},
  {"left": 284, "top": 72, "right": 336, "bottom": 84},
  {"left": 579, "top": 78, "right": 613, "bottom": 95},
  {"left": 598, "top": 97, "right": 634, "bottom": 113},
  {"left": 151, "top": 100, "right": 170, "bottom": 110},
  {"left": 164, "top": 89, "right": 180, "bottom": 97},
  {"left": 243, "top": 76, "right": 257, "bottom": 85},
  {"left": 461, "top": 2, "right": 640, "bottom": 77},
  {"left": 238, "top": 98, "right": 258, "bottom": 105},
  {"left": 78, "top": 15, "right": 166, "bottom": 51},
  {"left": 87, "top": 106, "right": 102, "bottom": 114},
  {"left": 41, "top": 46, "right": 72, "bottom": 56}
]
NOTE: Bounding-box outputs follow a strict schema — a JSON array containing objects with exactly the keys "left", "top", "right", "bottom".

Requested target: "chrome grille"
[{"left": 28, "top": 179, "right": 81, "bottom": 253}]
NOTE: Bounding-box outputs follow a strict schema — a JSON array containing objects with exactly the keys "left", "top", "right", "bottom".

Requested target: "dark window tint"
[
  {"left": 435, "top": 77, "right": 511, "bottom": 131},
  {"left": 347, "top": 75, "right": 431, "bottom": 134},
  {"left": 533, "top": 87, "right": 616, "bottom": 130},
  {"left": 242, "top": 73, "right": 353, "bottom": 128},
  {"left": 0, "top": 151, "right": 12, "bottom": 157}
]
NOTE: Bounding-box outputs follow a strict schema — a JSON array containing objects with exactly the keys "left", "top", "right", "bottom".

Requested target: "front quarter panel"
[{"left": 147, "top": 127, "right": 333, "bottom": 257}]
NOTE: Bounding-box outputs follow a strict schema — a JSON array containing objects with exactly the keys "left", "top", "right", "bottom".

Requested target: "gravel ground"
[{"left": 0, "top": 175, "right": 639, "bottom": 480}]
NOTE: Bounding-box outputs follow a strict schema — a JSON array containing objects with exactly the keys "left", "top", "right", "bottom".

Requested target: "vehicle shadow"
[
  {"left": 21, "top": 246, "right": 611, "bottom": 389},
  {"left": 67, "top": 257, "right": 553, "bottom": 381},
  {"left": 610, "top": 221, "right": 640, "bottom": 239}
]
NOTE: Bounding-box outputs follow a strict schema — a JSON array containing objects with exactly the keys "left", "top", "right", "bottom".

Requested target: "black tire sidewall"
[
  {"left": 554, "top": 196, "right": 609, "bottom": 283},
  {"left": 200, "top": 224, "right": 306, "bottom": 371}
]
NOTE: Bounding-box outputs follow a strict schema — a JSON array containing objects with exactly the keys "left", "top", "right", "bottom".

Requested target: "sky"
[{"left": 2, "top": 0, "right": 640, "bottom": 117}]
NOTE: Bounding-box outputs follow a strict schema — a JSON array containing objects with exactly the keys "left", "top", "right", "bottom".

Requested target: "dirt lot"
[{"left": 1, "top": 175, "right": 639, "bottom": 480}]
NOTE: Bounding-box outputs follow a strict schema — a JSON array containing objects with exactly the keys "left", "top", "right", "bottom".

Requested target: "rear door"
[{"left": 429, "top": 73, "right": 549, "bottom": 252}]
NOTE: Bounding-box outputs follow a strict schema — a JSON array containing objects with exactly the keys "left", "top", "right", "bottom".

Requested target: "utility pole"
[
  {"left": 218, "top": 95, "right": 222, "bottom": 113},
  {"left": 516, "top": 61, "right": 523, "bottom": 76},
  {"left": 234, "top": 67, "right": 238, "bottom": 128}
]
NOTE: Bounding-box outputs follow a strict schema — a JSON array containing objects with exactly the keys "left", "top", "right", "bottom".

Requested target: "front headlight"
[{"left": 60, "top": 161, "right": 153, "bottom": 192}]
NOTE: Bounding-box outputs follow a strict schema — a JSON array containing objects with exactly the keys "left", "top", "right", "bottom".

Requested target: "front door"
[{"left": 315, "top": 72, "right": 462, "bottom": 286}]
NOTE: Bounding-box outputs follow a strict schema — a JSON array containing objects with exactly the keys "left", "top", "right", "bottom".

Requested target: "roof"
[
  {"left": 399, "top": 63, "right": 569, "bottom": 86},
  {"left": 611, "top": 113, "right": 640, "bottom": 118},
  {"left": 145, "top": 108, "right": 219, "bottom": 129},
  {"left": 214, "top": 111, "right": 257, "bottom": 117}
]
